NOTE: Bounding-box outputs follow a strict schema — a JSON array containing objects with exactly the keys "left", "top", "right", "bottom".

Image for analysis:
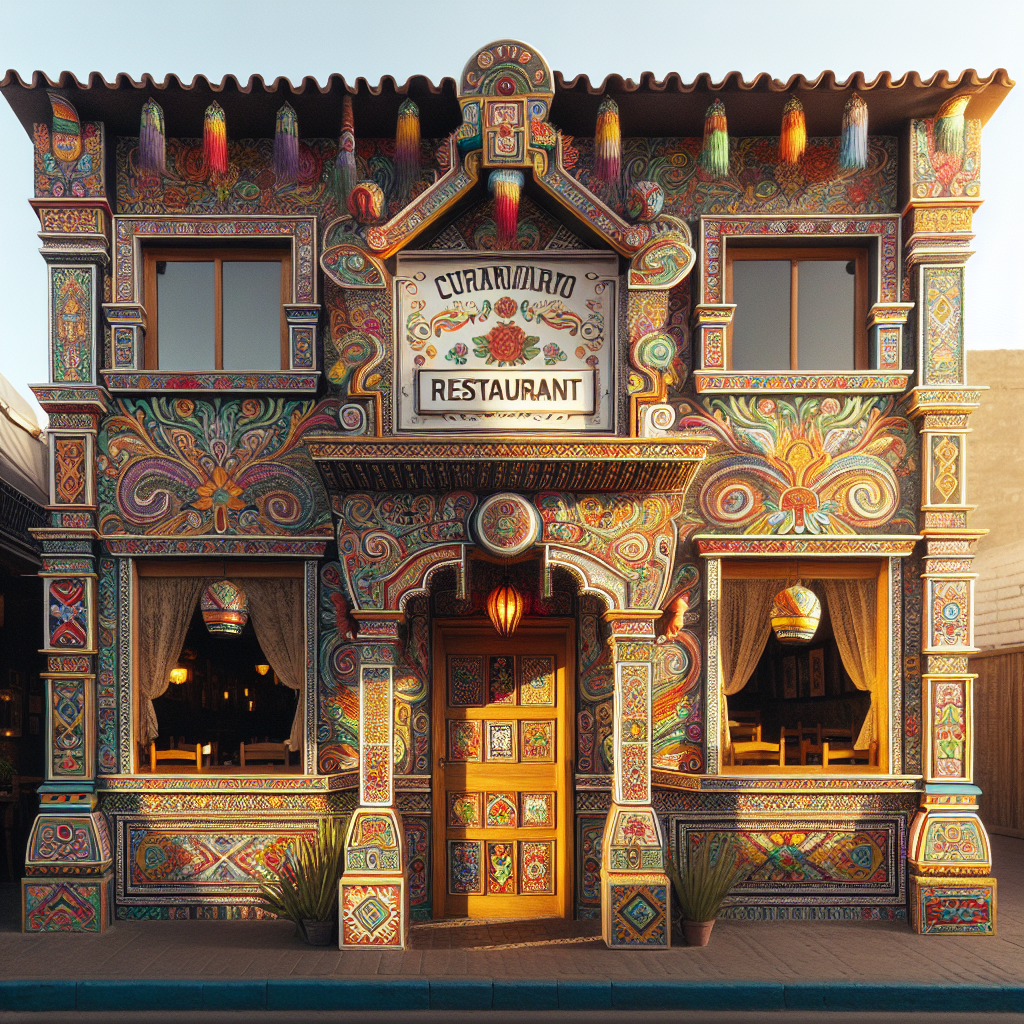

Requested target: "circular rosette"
[{"left": 474, "top": 492, "right": 541, "bottom": 558}]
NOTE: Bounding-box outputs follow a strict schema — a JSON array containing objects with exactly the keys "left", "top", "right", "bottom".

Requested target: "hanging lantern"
[
  {"left": 201, "top": 580, "right": 248, "bottom": 636},
  {"left": 168, "top": 666, "right": 188, "bottom": 685},
  {"left": 771, "top": 584, "right": 821, "bottom": 643},
  {"left": 255, "top": 664, "right": 271, "bottom": 676},
  {"left": 487, "top": 579, "right": 525, "bottom": 638}
]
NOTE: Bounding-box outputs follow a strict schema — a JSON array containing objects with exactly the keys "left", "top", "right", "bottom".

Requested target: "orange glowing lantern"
[{"left": 487, "top": 580, "right": 524, "bottom": 638}]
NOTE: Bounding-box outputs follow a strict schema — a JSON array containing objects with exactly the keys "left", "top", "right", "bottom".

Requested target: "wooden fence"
[{"left": 971, "top": 645, "right": 1024, "bottom": 838}]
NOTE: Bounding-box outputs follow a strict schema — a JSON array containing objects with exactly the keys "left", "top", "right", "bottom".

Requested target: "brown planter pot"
[
  {"left": 301, "top": 919, "right": 335, "bottom": 946},
  {"left": 682, "top": 919, "right": 715, "bottom": 946}
]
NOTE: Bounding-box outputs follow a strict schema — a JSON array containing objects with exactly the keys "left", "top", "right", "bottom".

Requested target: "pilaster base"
[
  {"left": 600, "top": 803, "right": 670, "bottom": 948},
  {"left": 339, "top": 807, "right": 408, "bottom": 949},
  {"left": 909, "top": 875, "right": 996, "bottom": 935},
  {"left": 22, "top": 872, "right": 114, "bottom": 932}
]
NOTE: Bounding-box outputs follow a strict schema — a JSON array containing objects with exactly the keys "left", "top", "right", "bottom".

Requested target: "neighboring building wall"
[{"left": 968, "top": 350, "right": 1024, "bottom": 650}]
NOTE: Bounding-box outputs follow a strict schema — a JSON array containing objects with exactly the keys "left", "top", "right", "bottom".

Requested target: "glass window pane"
[
  {"left": 222, "top": 261, "right": 282, "bottom": 371},
  {"left": 157, "top": 261, "right": 215, "bottom": 370},
  {"left": 731, "top": 260, "right": 791, "bottom": 371},
  {"left": 797, "top": 260, "right": 855, "bottom": 371}
]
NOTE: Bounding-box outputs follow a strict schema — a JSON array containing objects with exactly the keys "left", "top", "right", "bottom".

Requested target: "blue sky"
[{"left": 1, "top": 0, "right": 1021, "bottom": 424}]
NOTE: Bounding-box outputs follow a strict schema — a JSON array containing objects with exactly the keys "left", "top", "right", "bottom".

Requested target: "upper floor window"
[
  {"left": 143, "top": 247, "right": 291, "bottom": 371},
  {"left": 726, "top": 247, "right": 869, "bottom": 372}
]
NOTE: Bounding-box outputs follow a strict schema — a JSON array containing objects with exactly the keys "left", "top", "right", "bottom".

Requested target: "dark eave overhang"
[{"left": 0, "top": 67, "right": 1013, "bottom": 142}]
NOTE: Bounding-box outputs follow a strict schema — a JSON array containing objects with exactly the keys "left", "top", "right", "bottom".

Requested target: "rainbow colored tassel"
[
  {"left": 594, "top": 97, "right": 621, "bottom": 187},
  {"left": 139, "top": 99, "right": 166, "bottom": 177},
  {"left": 395, "top": 98, "right": 421, "bottom": 202},
  {"left": 336, "top": 93, "right": 357, "bottom": 203},
  {"left": 699, "top": 98, "right": 730, "bottom": 178},
  {"left": 47, "top": 92, "right": 82, "bottom": 163},
  {"left": 274, "top": 102, "right": 300, "bottom": 182},
  {"left": 934, "top": 94, "right": 970, "bottom": 156},
  {"left": 489, "top": 169, "right": 524, "bottom": 249},
  {"left": 204, "top": 101, "right": 228, "bottom": 176},
  {"left": 779, "top": 96, "right": 806, "bottom": 165},
  {"left": 839, "top": 94, "right": 868, "bottom": 171}
]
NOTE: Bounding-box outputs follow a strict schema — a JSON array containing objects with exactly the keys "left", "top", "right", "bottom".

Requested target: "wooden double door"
[{"left": 432, "top": 621, "right": 573, "bottom": 919}]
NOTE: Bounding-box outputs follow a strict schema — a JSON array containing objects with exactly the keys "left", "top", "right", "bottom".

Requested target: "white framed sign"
[{"left": 395, "top": 252, "right": 618, "bottom": 432}]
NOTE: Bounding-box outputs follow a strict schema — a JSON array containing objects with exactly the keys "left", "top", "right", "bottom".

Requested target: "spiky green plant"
[
  {"left": 665, "top": 835, "right": 748, "bottom": 922},
  {"left": 257, "top": 818, "right": 345, "bottom": 935}
]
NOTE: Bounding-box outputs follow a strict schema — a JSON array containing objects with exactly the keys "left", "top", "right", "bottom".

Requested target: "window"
[
  {"left": 143, "top": 248, "right": 291, "bottom": 371},
  {"left": 718, "top": 559, "right": 889, "bottom": 774},
  {"left": 726, "top": 247, "right": 868, "bottom": 372}
]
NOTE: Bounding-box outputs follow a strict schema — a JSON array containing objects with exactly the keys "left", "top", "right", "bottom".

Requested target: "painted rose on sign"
[{"left": 473, "top": 321, "right": 540, "bottom": 366}]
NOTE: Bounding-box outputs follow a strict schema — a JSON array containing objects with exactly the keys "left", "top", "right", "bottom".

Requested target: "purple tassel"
[
  {"left": 139, "top": 99, "right": 166, "bottom": 177},
  {"left": 274, "top": 102, "right": 300, "bottom": 182}
]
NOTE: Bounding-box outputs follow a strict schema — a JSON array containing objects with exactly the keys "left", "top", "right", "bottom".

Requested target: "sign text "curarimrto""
[{"left": 434, "top": 264, "right": 576, "bottom": 300}]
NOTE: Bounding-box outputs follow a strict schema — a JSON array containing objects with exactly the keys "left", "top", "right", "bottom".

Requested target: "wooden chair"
[
  {"left": 800, "top": 725, "right": 823, "bottom": 766},
  {"left": 731, "top": 710, "right": 761, "bottom": 728},
  {"left": 239, "top": 741, "right": 289, "bottom": 767},
  {"left": 821, "top": 727, "right": 854, "bottom": 746},
  {"left": 823, "top": 739, "right": 878, "bottom": 767},
  {"left": 729, "top": 729, "right": 786, "bottom": 767},
  {"left": 149, "top": 742, "right": 202, "bottom": 772},
  {"left": 728, "top": 720, "right": 762, "bottom": 743}
]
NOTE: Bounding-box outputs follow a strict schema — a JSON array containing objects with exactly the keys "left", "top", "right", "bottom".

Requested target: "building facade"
[{"left": 0, "top": 42, "right": 1010, "bottom": 943}]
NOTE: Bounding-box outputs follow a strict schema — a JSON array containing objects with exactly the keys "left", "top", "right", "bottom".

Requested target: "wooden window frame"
[
  {"left": 725, "top": 247, "right": 869, "bottom": 372},
  {"left": 132, "top": 559, "right": 305, "bottom": 776},
  {"left": 142, "top": 247, "right": 291, "bottom": 371},
  {"left": 719, "top": 557, "right": 889, "bottom": 775}
]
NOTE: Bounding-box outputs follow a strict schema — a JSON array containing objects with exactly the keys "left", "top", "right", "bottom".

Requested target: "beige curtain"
[
  {"left": 236, "top": 577, "right": 305, "bottom": 752},
  {"left": 719, "top": 579, "right": 786, "bottom": 756},
  {"left": 137, "top": 576, "right": 206, "bottom": 746},
  {"left": 821, "top": 578, "right": 879, "bottom": 750}
]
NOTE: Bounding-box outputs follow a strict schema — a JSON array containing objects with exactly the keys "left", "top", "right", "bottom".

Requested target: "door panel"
[{"left": 432, "top": 621, "right": 573, "bottom": 919}]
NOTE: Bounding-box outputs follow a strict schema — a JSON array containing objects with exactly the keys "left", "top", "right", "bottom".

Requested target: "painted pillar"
[
  {"left": 338, "top": 614, "right": 409, "bottom": 949},
  {"left": 903, "top": 113, "right": 995, "bottom": 935},
  {"left": 23, "top": 166, "right": 114, "bottom": 926},
  {"left": 600, "top": 611, "right": 670, "bottom": 948}
]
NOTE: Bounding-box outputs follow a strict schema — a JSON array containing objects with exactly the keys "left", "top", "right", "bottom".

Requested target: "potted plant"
[
  {"left": 665, "top": 835, "right": 748, "bottom": 946},
  {"left": 257, "top": 818, "right": 345, "bottom": 945}
]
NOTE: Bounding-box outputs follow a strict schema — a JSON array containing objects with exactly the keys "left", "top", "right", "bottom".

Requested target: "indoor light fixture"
[
  {"left": 255, "top": 664, "right": 270, "bottom": 676},
  {"left": 169, "top": 667, "right": 188, "bottom": 685}
]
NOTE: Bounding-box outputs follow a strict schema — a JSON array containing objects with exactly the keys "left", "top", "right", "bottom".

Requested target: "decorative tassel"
[
  {"left": 839, "top": 93, "right": 868, "bottom": 171},
  {"left": 779, "top": 96, "right": 806, "bottom": 165},
  {"left": 934, "top": 94, "right": 970, "bottom": 156},
  {"left": 395, "top": 98, "right": 421, "bottom": 203},
  {"left": 336, "top": 93, "right": 357, "bottom": 204},
  {"left": 594, "top": 97, "right": 621, "bottom": 187},
  {"left": 274, "top": 102, "right": 300, "bottom": 182},
  {"left": 204, "top": 101, "right": 228, "bottom": 176},
  {"left": 489, "top": 169, "right": 524, "bottom": 249},
  {"left": 139, "top": 99, "right": 166, "bottom": 177},
  {"left": 47, "top": 92, "right": 82, "bottom": 163},
  {"left": 699, "top": 98, "right": 730, "bottom": 178}
]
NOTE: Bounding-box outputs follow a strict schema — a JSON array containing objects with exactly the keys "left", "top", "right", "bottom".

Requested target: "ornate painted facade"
[{"left": 1, "top": 43, "right": 1011, "bottom": 941}]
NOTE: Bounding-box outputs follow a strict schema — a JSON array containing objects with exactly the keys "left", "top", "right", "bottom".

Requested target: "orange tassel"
[
  {"left": 204, "top": 101, "right": 228, "bottom": 176},
  {"left": 489, "top": 169, "right": 524, "bottom": 249},
  {"left": 779, "top": 97, "right": 806, "bottom": 165}
]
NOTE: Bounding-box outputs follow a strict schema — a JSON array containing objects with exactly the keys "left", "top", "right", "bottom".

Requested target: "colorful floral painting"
[
  {"left": 488, "top": 656, "right": 516, "bottom": 705},
  {"left": 520, "top": 841, "right": 555, "bottom": 894},
  {"left": 488, "top": 842, "right": 516, "bottom": 895},
  {"left": 521, "top": 721, "right": 555, "bottom": 762},
  {"left": 485, "top": 793, "right": 518, "bottom": 828},
  {"left": 448, "top": 720, "right": 482, "bottom": 762},
  {"left": 521, "top": 793, "right": 555, "bottom": 828},
  {"left": 447, "top": 792, "right": 481, "bottom": 828},
  {"left": 520, "top": 656, "right": 555, "bottom": 706},
  {"left": 449, "top": 655, "right": 484, "bottom": 707},
  {"left": 448, "top": 840, "right": 483, "bottom": 895},
  {"left": 473, "top": 321, "right": 540, "bottom": 366}
]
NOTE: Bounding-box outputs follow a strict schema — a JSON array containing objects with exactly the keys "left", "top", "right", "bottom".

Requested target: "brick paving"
[{"left": 0, "top": 835, "right": 1020, "bottom": 984}]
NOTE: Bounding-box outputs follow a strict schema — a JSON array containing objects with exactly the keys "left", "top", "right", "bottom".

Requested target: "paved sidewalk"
[{"left": 2, "top": 834, "right": 1021, "bottom": 986}]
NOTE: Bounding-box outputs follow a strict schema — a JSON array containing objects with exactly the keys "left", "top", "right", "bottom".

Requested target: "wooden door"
[{"left": 432, "top": 621, "right": 573, "bottom": 919}]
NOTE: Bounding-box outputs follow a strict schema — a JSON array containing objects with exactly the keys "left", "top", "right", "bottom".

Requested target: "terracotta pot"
[
  {"left": 682, "top": 919, "right": 715, "bottom": 946},
  {"left": 301, "top": 919, "right": 335, "bottom": 946}
]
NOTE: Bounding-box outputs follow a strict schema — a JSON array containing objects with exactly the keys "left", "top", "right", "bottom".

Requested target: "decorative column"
[
  {"left": 23, "top": 188, "right": 114, "bottom": 930},
  {"left": 600, "top": 611, "right": 670, "bottom": 948},
  {"left": 903, "top": 111, "right": 995, "bottom": 935},
  {"left": 338, "top": 615, "right": 409, "bottom": 949}
]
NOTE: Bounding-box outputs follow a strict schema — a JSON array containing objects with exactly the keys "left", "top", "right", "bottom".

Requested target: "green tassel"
[{"left": 700, "top": 99, "right": 729, "bottom": 178}]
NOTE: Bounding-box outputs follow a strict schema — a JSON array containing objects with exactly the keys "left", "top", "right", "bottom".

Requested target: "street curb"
[{"left": 0, "top": 979, "right": 1023, "bottom": 1012}]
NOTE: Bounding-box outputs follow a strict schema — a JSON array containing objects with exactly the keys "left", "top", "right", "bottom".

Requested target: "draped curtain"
[
  {"left": 719, "top": 579, "right": 785, "bottom": 757},
  {"left": 821, "top": 577, "right": 880, "bottom": 750},
  {"left": 137, "top": 576, "right": 206, "bottom": 747},
  {"left": 138, "top": 575, "right": 306, "bottom": 756},
  {"left": 234, "top": 577, "right": 306, "bottom": 752}
]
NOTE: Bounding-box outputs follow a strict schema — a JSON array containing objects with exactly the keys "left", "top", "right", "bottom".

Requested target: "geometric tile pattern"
[
  {"left": 607, "top": 877, "right": 668, "bottom": 948},
  {"left": 340, "top": 879, "right": 404, "bottom": 946},
  {"left": 910, "top": 875, "right": 996, "bottom": 935}
]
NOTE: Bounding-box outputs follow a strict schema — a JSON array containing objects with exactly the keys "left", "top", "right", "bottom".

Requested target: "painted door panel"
[{"left": 432, "top": 621, "right": 573, "bottom": 919}]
